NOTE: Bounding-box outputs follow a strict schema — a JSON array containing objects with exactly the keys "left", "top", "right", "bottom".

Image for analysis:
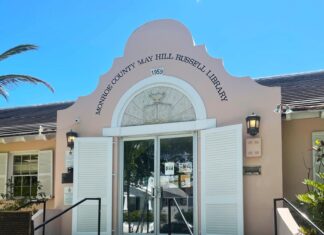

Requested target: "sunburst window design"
[{"left": 121, "top": 86, "right": 196, "bottom": 126}]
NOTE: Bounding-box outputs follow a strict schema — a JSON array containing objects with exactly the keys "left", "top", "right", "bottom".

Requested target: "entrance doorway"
[{"left": 120, "top": 135, "right": 195, "bottom": 234}]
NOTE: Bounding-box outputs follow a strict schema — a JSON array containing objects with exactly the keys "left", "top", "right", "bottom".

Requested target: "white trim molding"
[
  {"left": 103, "top": 119, "right": 216, "bottom": 137},
  {"left": 284, "top": 110, "right": 324, "bottom": 120},
  {"left": 110, "top": 75, "right": 208, "bottom": 128}
]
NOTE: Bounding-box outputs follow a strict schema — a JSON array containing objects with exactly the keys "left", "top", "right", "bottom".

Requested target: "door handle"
[
  {"left": 152, "top": 187, "right": 156, "bottom": 198},
  {"left": 152, "top": 187, "right": 163, "bottom": 198}
]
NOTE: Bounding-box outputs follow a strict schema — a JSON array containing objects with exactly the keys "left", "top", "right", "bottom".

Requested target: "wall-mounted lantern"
[
  {"left": 246, "top": 113, "right": 260, "bottom": 136},
  {"left": 66, "top": 130, "right": 78, "bottom": 149}
]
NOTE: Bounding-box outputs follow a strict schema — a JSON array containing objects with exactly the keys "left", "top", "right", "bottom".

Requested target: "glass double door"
[{"left": 122, "top": 135, "right": 194, "bottom": 234}]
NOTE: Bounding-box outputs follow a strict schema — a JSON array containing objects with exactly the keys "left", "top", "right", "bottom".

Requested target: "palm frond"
[
  {"left": 0, "top": 74, "right": 54, "bottom": 93},
  {"left": 0, "top": 87, "right": 9, "bottom": 100},
  {"left": 0, "top": 44, "right": 38, "bottom": 62}
]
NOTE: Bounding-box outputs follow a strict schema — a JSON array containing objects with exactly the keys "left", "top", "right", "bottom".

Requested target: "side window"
[
  {"left": 0, "top": 150, "right": 53, "bottom": 198},
  {"left": 312, "top": 132, "right": 324, "bottom": 183},
  {"left": 12, "top": 154, "right": 38, "bottom": 197}
]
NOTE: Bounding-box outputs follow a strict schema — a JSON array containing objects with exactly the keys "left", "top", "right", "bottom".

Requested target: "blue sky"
[{"left": 1, "top": 0, "right": 324, "bottom": 108}]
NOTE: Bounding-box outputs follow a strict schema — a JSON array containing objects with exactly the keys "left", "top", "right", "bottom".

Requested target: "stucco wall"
[
  {"left": 56, "top": 19, "right": 282, "bottom": 235},
  {"left": 282, "top": 117, "right": 324, "bottom": 201},
  {"left": 33, "top": 208, "right": 62, "bottom": 235}
]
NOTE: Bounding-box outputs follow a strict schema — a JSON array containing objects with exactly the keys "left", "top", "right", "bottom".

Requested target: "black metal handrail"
[
  {"left": 167, "top": 198, "right": 193, "bottom": 235},
  {"left": 274, "top": 198, "right": 324, "bottom": 235},
  {"left": 34, "top": 197, "right": 101, "bottom": 235},
  {"left": 16, "top": 199, "right": 47, "bottom": 235}
]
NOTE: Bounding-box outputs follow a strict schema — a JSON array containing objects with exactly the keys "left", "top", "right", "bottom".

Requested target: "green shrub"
[
  {"left": 296, "top": 138, "right": 324, "bottom": 234},
  {"left": 123, "top": 210, "right": 154, "bottom": 222},
  {"left": 296, "top": 173, "right": 324, "bottom": 232},
  {"left": 0, "top": 179, "right": 47, "bottom": 212}
]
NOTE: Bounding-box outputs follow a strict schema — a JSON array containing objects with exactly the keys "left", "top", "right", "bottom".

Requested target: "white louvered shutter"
[
  {"left": 72, "top": 137, "right": 113, "bottom": 235},
  {"left": 201, "top": 124, "right": 243, "bottom": 235},
  {"left": 38, "top": 150, "right": 53, "bottom": 198},
  {"left": 0, "top": 153, "right": 8, "bottom": 196},
  {"left": 312, "top": 132, "right": 324, "bottom": 183}
]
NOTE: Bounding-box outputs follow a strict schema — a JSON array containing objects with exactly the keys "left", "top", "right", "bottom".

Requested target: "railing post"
[
  {"left": 168, "top": 198, "right": 172, "bottom": 235},
  {"left": 31, "top": 219, "right": 35, "bottom": 235},
  {"left": 98, "top": 198, "right": 101, "bottom": 235},
  {"left": 15, "top": 199, "right": 47, "bottom": 235},
  {"left": 34, "top": 198, "right": 105, "bottom": 234},
  {"left": 274, "top": 199, "right": 278, "bottom": 235},
  {"left": 42, "top": 200, "right": 46, "bottom": 235}
]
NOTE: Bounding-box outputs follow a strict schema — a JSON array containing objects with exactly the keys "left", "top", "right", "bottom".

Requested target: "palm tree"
[{"left": 0, "top": 44, "right": 54, "bottom": 100}]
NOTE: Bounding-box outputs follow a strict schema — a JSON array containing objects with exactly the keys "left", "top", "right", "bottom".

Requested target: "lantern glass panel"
[
  {"left": 246, "top": 113, "right": 260, "bottom": 136},
  {"left": 66, "top": 131, "right": 78, "bottom": 149},
  {"left": 68, "top": 136, "right": 75, "bottom": 143},
  {"left": 249, "top": 119, "right": 256, "bottom": 128}
]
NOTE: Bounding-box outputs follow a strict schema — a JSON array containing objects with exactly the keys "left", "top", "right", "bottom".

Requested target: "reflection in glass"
[
  {"left": 160, "top": 137, "right": 194, "bottom": 234},
  {"left": 13, "top": 154, "right": 38, "bottom": 197},
  {"left": 123, "top": 140, "right": 155, "bottom": 233},
  {"left": 13, "top": 156, "right": 21, "bottom": 175},
  {"left": 30, "top": 155, "right": 38, "bottom": 174}
]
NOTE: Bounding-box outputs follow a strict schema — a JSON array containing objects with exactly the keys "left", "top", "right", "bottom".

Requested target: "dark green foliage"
[
  {"left": 0, "top": 178, "right": 47, "bottom": 212},
  {"left": 123, "top": 210, "right": 154, "bottom": 223},
  {"left": 123, "top": 140, "right": 154, "bottom": 232},
  {"left": 160, "top": 222, "right": 192, "bottom": 234}
]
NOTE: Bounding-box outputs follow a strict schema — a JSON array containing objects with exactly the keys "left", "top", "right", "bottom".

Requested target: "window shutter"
[
  {"left": 72, "top": 137, "right": 113, "bottom": 235},
  {"left": 0, "top": 153, "right": 8, "bottom": 196},
  {"left": 201, "top": 124, "right": 244, "bottom": 235},
  {"left": 38, "top": 150, "right": 53, "bottom": 198},
  {"left": 312, "top": 132, "right": 324, "bottom": 183}
]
